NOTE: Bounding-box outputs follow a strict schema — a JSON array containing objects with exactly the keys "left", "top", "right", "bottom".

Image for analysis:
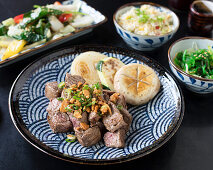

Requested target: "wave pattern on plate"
[{"left": 18, "top": 52, "right": 179, "bottom": 159}]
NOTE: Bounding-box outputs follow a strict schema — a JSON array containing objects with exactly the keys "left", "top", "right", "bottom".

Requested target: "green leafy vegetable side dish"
[
  {"left": 174, "top": 46, "right": 213, "bottom": 79},
  {"left": 0, "top": 0, "right": 94, "bottom": 62}
]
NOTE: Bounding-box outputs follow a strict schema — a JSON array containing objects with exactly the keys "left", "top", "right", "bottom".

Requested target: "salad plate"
[
  {"left": 0, "top": 0, "right": 107, "bottom": 68},
  {"left": 9, "top": 45, "right": 184, "bottom": 164}
]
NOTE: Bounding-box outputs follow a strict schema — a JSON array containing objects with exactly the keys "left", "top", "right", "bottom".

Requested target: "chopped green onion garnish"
[
  {"left": 73, "top": 96, "right": 80, "bottom": 100},
  {"left": 58, "top": 81, "right": 65, "bottom": 89},
  {"left": 65, "top": 106, "right": 73, "bottom": 112},
  {"left": 86, "top": 102, "right": 92, "bottom": 107},
  {"left": 157, "top": 16, "right": 164, "bottom": 22},
  {"left": 57, "top": 97, "right": 64, "bottom": 101},
  {"left": 117, "top": 104, "right": 123, "bottom": 110},
  {"left": 66, "top": 134, "right": 76, "bottom": 142},
  {"left": 91, "top": 100, "right": 96, "bottom": 105},
  {"left": 65, "top": 138, "right": 75, "bottom": 142},
  {"left": 83, "top": 85, "right": 90, "bottom": 90},
  {"left": 93, "top": 82, "right": 101, "bottom": 90},
  {"left": 73, "top": 105, "right": 80, "bottom": 110}
]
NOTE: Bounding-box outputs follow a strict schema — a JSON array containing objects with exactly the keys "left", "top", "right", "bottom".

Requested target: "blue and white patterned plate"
[{"left": 9, "top": 46, "right": 184, "bottom": 164}]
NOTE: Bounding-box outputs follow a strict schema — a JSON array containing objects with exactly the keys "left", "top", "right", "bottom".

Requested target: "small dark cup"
[
  {"left": 188, "top": 0, "right": 213, "bottom": 34},
  {"left": 168, "top": 0, "right": 194, "bottom": 11}
]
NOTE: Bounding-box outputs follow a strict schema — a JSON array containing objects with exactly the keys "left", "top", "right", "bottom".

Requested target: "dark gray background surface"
[{"left": 0, "top": 0, "right": 212, "bottom": 170}]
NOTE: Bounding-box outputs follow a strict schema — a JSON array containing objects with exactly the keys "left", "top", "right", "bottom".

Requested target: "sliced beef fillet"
[
  {"left": 104, "top": 129, "right": 126, "bottom": 148},
  {"left": 102, "top": 102, "right": 127, "bottom": 132},
  {"left": 45, "top": 81, "right": 62, "bottom": 100},
  {"left": 74, "top": 126, "right": 101, "bottom": 147},
  {"left": 47, "top": 112, "right": 72, "bottom": 133},
  {"left": 65, "top": 73, "right": 85, "bottom": 87},
  {"left": 69, "top": 112, "right": 88, "bottom": 128},
  {"left": 46, "top": 98, "right": 62, "bottom": 116}
]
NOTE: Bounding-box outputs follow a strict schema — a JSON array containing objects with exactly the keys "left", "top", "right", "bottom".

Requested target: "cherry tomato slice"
[
  {"left": 58, "top": 13, "right": 72, "bottom": 23},
  {"left": 54, "top": 1, "right": 62, "bottom": 5},
  {"left": 14, "top": 14, "right": 24, "bottom": 24}
]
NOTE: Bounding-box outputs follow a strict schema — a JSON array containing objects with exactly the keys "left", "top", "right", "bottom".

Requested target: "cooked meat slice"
[
  {"left": 45, "top": 81, "right": 62, "bottom": 100},
  {"left": 46, "top": 98, "right": 62, "bottom": 116},
  {"left": 102, "top": 102, "right": 127, "bottom": 132},
  {"left": 104, "top": 129, "right": 126, "bottom": 148},
  {"left": 102, "top": 89, "right": 114, "bottom": 101},
  {"left": 61, "top": 89, "right": 69, "bottom": 99},
  {"left": 119, "top": 108, "right": 132, "bottom": 132},
  {"left": 69, "top": 112, "right": 88, "bottom": 128},
  {"left": 65, "top": 73, "right": 85, "bottom": 87},
  {"left": 89, "top": 111, "right": 101, "bottom": 123},
  {"left": 74, "top": 126, "right": 101, "bottom": 147},
  {"left": 117, "top": 94, "right": 127, "bottom": 109},
  {"left": 47, "top": 112, "right": 72, "bottom": 133},
  {"left": 103, "top": 90, "right": 127, "bottom": 109},
  {"left": 61, "top": 88, "right": 73, "bottom": 100},
  {"left": 90, "top": 121, "right": 106, "bottom": 133}
]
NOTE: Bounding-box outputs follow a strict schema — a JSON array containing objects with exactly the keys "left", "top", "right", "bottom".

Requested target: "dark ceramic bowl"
[
  {"left": 188, "top": 0, "right": 213, "bottom": 34},
  {"left": 168, "top": 0, "right": 194, "bottom": 11},
  {"left": 9, "top": 45, "right": 184, "bottom": 164}
]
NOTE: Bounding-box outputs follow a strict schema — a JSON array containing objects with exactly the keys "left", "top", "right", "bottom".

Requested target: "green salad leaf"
[
  {"left": 20, "top": 6, "right": 63, "bottom": 28},
  {"left": 13, "top": 31, "right": 44, "bottom": 43},
  {"left": 0, "top": 25, "right": 8, "bottom": 36}
]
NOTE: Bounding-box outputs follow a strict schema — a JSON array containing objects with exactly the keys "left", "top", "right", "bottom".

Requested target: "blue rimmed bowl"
[
  {"left": 113, "top": 2, "right": 179, "bottom": 51},
  {"left": 168, "top": 37, "right": 213, "bottom": 94}
]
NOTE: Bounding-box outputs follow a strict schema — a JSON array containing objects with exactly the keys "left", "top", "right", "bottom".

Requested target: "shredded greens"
[
  {"left": 174, "top": 45, "right": 213, "bottom": 79},
  {"left": 64, "top": 82, "right": 102, "bottom": 113}
]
